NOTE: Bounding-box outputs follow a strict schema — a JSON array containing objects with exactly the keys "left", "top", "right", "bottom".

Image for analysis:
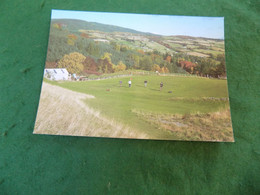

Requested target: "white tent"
[{"left": 44, "top": 68, "right": 69, "bottom": 81}]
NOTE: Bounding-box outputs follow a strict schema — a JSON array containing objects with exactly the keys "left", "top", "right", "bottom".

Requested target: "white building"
[{"left": 44, "top": 68, "right": 69, "bottom": 81}]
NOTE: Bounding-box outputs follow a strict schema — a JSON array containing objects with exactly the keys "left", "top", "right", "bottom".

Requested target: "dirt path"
[{"left": 34, "top": 82, "right": 148, "bottom": 139}]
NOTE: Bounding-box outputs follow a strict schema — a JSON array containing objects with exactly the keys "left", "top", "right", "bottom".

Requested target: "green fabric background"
[{"left": 0, "top": 0, "right": 259, "bottom": 194}]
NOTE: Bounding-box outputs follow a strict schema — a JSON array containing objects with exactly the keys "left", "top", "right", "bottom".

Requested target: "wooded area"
[{"left": 46, "top": 19, "right": 226, "bottom": 78}]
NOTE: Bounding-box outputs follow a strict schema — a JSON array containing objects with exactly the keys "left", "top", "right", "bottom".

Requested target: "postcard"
[{"left": 34, "top": 9, "right": 234, "bottom": 142}]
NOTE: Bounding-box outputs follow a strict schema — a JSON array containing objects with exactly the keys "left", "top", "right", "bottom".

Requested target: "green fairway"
[{"left": 45, "top": 75, "right": 231, "bottom": 140}]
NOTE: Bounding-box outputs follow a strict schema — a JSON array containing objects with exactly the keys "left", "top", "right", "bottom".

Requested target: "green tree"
[
  {"left": 215, "top": 54, "right": 226, "bottom": 76},
  {"left": 140, "top": 56, "right": 153, "bottom": 71},
  {"left": 129, "top": 54, "right": 140, "bottom": 69},
  {"left": 216, "top": 62, "right": 226, "bottom": 77},
  {"left": 87, "top": 42, "right": 100, "bottom": 57},
  {"left": 120, "top": 45, "right": 128, "bottom": 52},
  {"left": 110, "top": 41, "right": 121, "bottom": 51}
]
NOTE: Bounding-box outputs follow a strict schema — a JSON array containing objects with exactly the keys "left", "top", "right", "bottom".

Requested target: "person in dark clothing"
[
  {"left": 144, "top": 80, "right": 148, "bottom": 87},
  {"left": 160, "top": 82, "right": 163, "bottom": 91}
]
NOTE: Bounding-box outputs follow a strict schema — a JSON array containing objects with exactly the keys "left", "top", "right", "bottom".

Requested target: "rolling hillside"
[
  {"left": 47, "top": 18, "right": 226, "bottom": 78},
  {"left": 51, "top": 19, "right": 156, "bottom": 35}
]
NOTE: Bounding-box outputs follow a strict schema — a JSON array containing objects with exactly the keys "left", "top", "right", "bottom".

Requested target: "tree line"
[{"left": 46, "top": 23, "right": 226, "bottom": 77}]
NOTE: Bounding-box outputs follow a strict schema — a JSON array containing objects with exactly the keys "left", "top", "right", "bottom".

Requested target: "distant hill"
[
  {"left": 51, "top": 19, "right": 156, "bottom": 36},
  {"left": 47, "top": 18, "right": 225, "bottom": 78}
]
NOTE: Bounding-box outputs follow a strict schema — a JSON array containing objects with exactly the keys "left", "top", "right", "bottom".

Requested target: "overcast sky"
[{"left": 52, "top": 9, "right": 224, "bottom": 39}]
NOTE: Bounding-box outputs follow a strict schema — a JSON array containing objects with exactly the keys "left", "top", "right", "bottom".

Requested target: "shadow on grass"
[{"left": 149, "top": 88, "right": 161, "bottom": 91}]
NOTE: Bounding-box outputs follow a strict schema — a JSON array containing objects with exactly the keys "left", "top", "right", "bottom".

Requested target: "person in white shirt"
[
  {"left": 128, "top": 80, "right": 132, "bottom": 87},
  {"left": 144, "top": 80, "right": 148, "bottom": 87}
]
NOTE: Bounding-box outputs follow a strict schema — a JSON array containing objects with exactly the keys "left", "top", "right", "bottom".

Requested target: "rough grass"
[
  {"left": 132, "top": 108, "right": 234, "bottom": 142},
  {"left": 34, "top": 82, "right": 148, "bottom": 139}
]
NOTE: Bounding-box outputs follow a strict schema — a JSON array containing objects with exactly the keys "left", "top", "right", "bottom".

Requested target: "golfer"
[
  {"left": 160, "top": 82, "right": 163, "bottom": 91},
  {"left": 128, "top": 80, "right": 132, "bottom": 88},
  {"left": 144, "top": 80, "right": 148, "bottom": 87}
]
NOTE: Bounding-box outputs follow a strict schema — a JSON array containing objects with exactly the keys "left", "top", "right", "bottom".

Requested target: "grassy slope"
[
  {"left": 35, "top": 82, "right": 149, "bottom": 139},
  {"left": 45, "top": 75, "right": 230, "bottom": 140}
]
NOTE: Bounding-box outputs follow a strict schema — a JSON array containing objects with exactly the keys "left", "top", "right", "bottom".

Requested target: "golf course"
[
  {"left": 35, "top": 13, "right": 234, "bottom": 141},
  {"left": 36, "top": 74, "right": 233, "bottom": 142}
]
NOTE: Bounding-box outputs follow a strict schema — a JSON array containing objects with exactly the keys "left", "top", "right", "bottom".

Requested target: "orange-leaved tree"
[
  {"left": 58, "top": 52, "right": 86, "bottom": 74},
  {"left": 165, "top": 55, "right": 172, "bottom": 63}
]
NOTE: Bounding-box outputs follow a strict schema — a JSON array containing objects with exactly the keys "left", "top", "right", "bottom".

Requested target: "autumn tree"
[
  {"left": 98, "top": 59, "right": 114, "bottom": 73},
  {"left": 58, "top": 52, "right": 86, "bottom": 74},
  {"left": 67, "top": 34, "right": 77, "bottom": 46},
  {"left": 100, "top": 53, "right": 113, "bottom": 63},
  {"left": 97, "top": 53, "right": 114, "bottom": 73},
  {"left": 165, "top": 55, "right": 172, "bottom": 63},
  {"left": 53, "top": 23, "right": 62, "bottom": 30},
  {"left": 179, "top": 60, "right": 197, "bottom": 74},
  {"left": 137, "top": 49, "right": 145, "bottom": 55},
  {"left": 160, "top": 67, "right": 169, "bottom": 73},
  {"left": 82, "top": 56, "right": 98, "bottom": 74},
  {"left": 67, "top": 39, "right": 75, "bottom": 46},
  {"left": 152, "top": 64, "right": 160, "bottom": 72},
  {"left": 80, "top": 33, "right": 89, "bottom": 39},
  {"left": 68, "top": 34, "right": 77, "bottom": 40},
  {"left": 114, "top": 61, "right": 126, "bottom": 72}
]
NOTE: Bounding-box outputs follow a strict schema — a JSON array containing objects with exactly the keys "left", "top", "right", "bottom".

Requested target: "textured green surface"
[{"left": 0, "top": 0, "right": 260, "bottom": 194}]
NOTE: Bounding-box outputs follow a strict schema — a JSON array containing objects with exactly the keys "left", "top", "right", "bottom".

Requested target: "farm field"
[{"left": 42, "top": 75, "right": 233, "bottom": 141}]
